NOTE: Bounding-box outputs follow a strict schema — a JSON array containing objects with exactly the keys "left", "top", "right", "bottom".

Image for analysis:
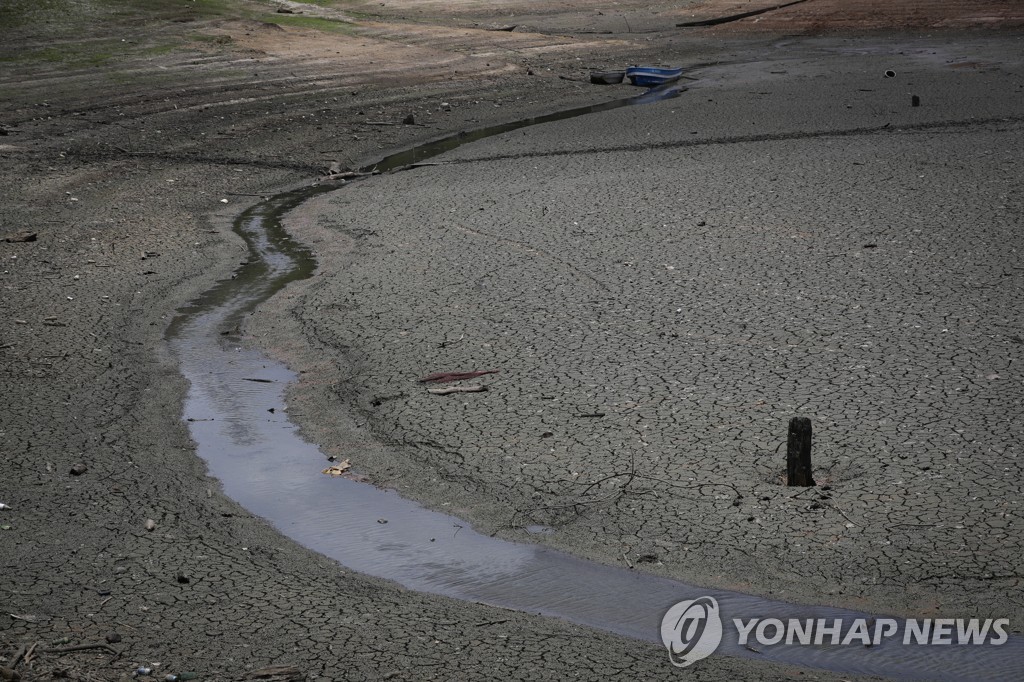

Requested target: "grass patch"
[{"left": 0, "top": 34, "right": 189, "bottom": 68}]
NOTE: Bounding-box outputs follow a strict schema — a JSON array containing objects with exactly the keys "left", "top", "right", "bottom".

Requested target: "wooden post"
[{"left": 786, "top": 417, "right": 815, "bottom": 487}]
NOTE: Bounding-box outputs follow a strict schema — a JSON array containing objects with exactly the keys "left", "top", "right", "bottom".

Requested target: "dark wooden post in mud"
[{"left": 786, "top": 417, "right": 815, "bottom": 487}]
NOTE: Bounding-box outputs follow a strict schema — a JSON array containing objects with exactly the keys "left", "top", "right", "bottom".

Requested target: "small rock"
[
  {"left": 70, "top": 463, "right": 88, "bottom": 476},
  {"left": 377, "top": 518, "right": 388, "bottom": 524},
  {"left": 105, "top": 632, "right": 122, "bottom": 643},
  {"left": 144, "top": 518, "right": 156, "bottom": 531},
  {"left": 1, "top": 666, "right": 22, "bottom": 681},
  {"left": 2, "top": 231, "right": 36, "bottom": 243},
  {"left": 176, "top": 573, "right": 190, "bottom": 584},
  {"left": 402, "top": 114, "right": 415, "bottom": 125}
]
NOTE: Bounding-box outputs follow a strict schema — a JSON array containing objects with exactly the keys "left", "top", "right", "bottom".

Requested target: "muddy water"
[{"left": 167, "top": 88, "right": 1023, "bottom": 681}]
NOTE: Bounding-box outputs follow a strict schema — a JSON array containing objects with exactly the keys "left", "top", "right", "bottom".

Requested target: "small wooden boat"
[
  {"left": 590, "top": 70, "right": 625, "bottom": 85},
  {"left": 625, "top": 66, "right": 683, "bottom": 87}
]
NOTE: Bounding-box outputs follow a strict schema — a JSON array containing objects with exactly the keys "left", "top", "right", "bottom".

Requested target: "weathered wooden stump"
[{"left": 786, "top": 417, "right": 815, "bottom": 487}]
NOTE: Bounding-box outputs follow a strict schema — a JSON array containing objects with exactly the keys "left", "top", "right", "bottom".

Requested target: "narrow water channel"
[{"left": 167, "top": 86, "right": 1022, "bottom": 682}]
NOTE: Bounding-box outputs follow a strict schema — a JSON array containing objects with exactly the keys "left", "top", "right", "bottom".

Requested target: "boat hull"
[{"left": 625, "top": 66, "right": 683, "bottom": 87}]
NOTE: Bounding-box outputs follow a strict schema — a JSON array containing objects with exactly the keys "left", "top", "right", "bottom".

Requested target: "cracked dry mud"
[
  {"left": 262, "top": 35, "right": 1024, "bottom": 625},
  {"left": 2, "top": 0, "right": 1022, "bottom": 680}
]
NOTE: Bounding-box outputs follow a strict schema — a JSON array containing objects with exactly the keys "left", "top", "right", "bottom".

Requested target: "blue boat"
[{"left": 625, "top": 65, "right": 683, "bottom": 87}]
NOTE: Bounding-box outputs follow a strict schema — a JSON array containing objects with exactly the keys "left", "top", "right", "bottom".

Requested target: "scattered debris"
[
  {"left": 418, "top": 370, "right": 498, "bottom": 383},
  {"left": 427, "top": 384, "right": 486, "bottom": 395},
  {"left": 318, "top": 165, "right": 374, "bottom": 182},
  {"left": 69, "top": 463, "right": 88, "bottom": 476},
  {"left": 321, "top": 459, "right": 351, "bottom": 476},
  {"left": 2, "top": 231, "right": 36, "bottom": 243}
]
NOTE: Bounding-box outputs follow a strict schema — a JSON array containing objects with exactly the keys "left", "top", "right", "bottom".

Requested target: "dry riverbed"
[{"left": 2, "top": 0, "right": 1021, "bottom": 680}]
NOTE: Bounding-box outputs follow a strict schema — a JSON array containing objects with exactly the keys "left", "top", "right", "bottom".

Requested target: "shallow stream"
[{"left": 167, "top": 86, "right": 1022, "bottom": 681}]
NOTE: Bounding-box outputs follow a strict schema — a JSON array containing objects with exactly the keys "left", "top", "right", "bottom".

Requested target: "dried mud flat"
[{"left": 2, "top": 1, "right": 1022, "bottom": 680}]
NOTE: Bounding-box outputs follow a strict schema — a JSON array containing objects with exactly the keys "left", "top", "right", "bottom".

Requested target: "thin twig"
[
  {"left": 11, "top": 643, "right": 27, "bottom": 668},
  {"left": 822, "top": 499, "right": 858, "bottom": 527},
  {"left": 41, "top": 642, "right": 121, "bottom": 656},
  {"left": 24, "top": 641, "right": 40, "bottom": 665}
]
